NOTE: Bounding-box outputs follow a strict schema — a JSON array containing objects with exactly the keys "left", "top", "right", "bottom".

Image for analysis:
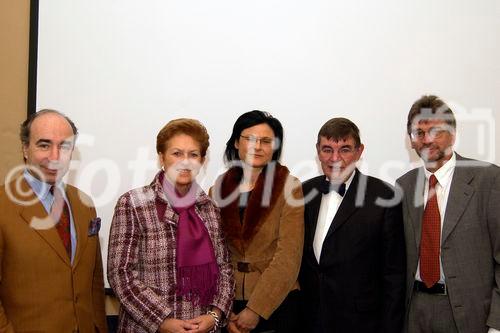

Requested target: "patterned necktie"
[
  {"left": 420, "top": 175, "right": 440, "bottom": 288},
  {"left": 50, "top": 186, "right": 72, "bottom": 258}
]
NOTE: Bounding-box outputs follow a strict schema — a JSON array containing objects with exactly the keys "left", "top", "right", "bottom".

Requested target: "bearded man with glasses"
[{"left": 397, "top": 95, "right": 500, "bottom": 333}]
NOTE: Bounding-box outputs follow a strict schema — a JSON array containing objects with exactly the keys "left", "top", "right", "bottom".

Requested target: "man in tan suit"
[{"left": 0, "top": 110, "right": 107, "bottom": 332}]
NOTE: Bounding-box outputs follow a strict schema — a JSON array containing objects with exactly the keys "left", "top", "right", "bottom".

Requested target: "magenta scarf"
[{"left": 161, "top": 175, "right": 219, "bottom": 306}]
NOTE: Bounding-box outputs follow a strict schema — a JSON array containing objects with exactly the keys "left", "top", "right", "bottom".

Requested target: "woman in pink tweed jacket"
[{"left": 108, "top": 119, "right": 234, "bottom": 333}]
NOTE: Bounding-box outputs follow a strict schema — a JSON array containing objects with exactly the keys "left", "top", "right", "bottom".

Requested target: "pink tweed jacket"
[{"left": 107, "top": 172, "right": 234, "bottom": 333}]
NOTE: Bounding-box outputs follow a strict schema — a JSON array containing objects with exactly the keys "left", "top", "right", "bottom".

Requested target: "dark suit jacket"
[
  {"left": 396, "top": 154, "right": 500, "bottom": 333},
  {"left": 0, "top": 175, "right": 107, "bottom": 333},
  {"left": 299, "top": 169, "right": 406, "bottom": 333}
]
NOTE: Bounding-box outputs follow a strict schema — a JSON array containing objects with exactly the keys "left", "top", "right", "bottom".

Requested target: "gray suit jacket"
[{"left": 396, "top": 154, "right": 500, "bottom": 333}]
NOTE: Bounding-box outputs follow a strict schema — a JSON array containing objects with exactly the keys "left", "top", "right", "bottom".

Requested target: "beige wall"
[
  {"left": 0, "top": 0, "right": 30, "bottom": 184},
  {"left": 0, "top": 4, "right": 123, "bottom": 314}
]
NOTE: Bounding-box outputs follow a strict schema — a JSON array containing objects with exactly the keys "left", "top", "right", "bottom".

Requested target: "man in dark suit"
[
  {"left": 0, "top": 110, "right": 107, "bottom": 332},
  {"left": 299, "top": 117, "right": 406, "bottom": 333},
  {"left": 397, "top": 95, "right": 500, "bottom": 333}
]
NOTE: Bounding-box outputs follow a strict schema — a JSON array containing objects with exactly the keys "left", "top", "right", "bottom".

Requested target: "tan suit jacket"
[
  {"left": 0, "top": 175, "right": 107, "bottom": 333},
  {"left": 211, "top": 164, "right": 304, "bottom": 319}
]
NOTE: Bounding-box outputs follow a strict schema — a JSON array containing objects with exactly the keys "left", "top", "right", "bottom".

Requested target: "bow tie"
[{"left": 319, "top": 180, "right": 346, "bottom": 196}]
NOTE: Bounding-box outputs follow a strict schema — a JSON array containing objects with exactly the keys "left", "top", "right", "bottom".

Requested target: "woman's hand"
[
  {"left": 159, "top": 318, "right": 199, "bottom": 333},
  {"left": 227, "top": 321, "right": 243, "bottom": 333},
  {"left": 225, "top": 312, "right": 241, "bottom": 333},
  {"left": 186, "top": 314, "right": 216, "bottom": 333},
  {"left": 234, "top": 307, "right": 260, "bottom": 333}
]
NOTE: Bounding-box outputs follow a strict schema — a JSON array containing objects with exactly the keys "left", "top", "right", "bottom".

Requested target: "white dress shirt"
[
  {"left": 415, "top": 152, "right": 456, "bottom": 284},
  {"left": 313, "top": 171, "right": 355, "bottom": 263}
]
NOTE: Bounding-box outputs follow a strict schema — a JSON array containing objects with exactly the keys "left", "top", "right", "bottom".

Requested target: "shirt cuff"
[{"left": 488, "top": 328, "right": 500, "bottom": 333}]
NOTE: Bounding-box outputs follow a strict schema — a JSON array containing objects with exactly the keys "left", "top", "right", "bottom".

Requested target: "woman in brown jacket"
[{"left": 211, "top": 111, "right": 304, "bottom": 333}]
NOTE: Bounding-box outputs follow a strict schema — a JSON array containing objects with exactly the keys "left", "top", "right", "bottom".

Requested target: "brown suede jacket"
[{"left": 210, "top": 163, "right": 304, "bottom": 319}]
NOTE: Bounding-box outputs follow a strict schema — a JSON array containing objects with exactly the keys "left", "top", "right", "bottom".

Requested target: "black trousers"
[{"left": 222, "top": 290, "right": 301, "bottom": 333}]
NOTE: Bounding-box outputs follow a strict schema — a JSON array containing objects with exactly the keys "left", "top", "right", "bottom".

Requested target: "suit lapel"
[
  {"left": 305, "top": 177, "right": 324, "bottom": 245},
  {"left": 16, "top": 177, "right": 71, "bottom": 266},
  {"left": 441, "top": 161, "right": 474, "bottom": 244},
  {"left": 408, "top": 156, "right": 475, "bottom": 248},
  {"left": 407, "top": 168, "right": 426, "bottom": 250},
  {"left": 66, "top": 186, "right": 89, "bottom": 269}
]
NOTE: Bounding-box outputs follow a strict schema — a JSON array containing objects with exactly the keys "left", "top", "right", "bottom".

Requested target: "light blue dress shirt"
[{"left": 24, "top": 170, "right": 78, "bottom": 263}]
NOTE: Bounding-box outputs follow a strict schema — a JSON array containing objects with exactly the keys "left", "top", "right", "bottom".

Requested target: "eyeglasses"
[
  {"left": 319, "top": 146, "right": 357, "bottom": 157},
  {"left": 410, "top": 127, "right": 449, "bottom": 141},
  {"left": 240, "top": 135, "right": 274, "bottom": 146}
]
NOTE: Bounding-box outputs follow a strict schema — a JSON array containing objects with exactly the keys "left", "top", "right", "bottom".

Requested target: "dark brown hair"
[
  {"left": 20, "top": 109, "right": 78, "bottom": 162},
  {"left": 407, "top": 95, "right": 456, "bottom": 135},
  {"left": 20, "top": 109, "right": 78, "bottom": 146},
  {"left": 317, "top": 117, "right": 361, "bottom": 147},
  {"left": 224, "top": 110, "right": 284, "bottom": 163}
]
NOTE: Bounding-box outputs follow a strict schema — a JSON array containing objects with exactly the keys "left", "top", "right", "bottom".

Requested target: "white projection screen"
[{"left": 32, "top": 0, "right": 500, "bottom": 284}]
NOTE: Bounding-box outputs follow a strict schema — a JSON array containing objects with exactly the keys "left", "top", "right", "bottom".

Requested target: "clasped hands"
[{"left": 159, "top": 313, "right": 216, "bottom": 333}]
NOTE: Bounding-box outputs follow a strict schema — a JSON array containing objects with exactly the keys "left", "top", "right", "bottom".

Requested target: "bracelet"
[{"left": 207, "top": 310, "right": 220, "bottom": 331}]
